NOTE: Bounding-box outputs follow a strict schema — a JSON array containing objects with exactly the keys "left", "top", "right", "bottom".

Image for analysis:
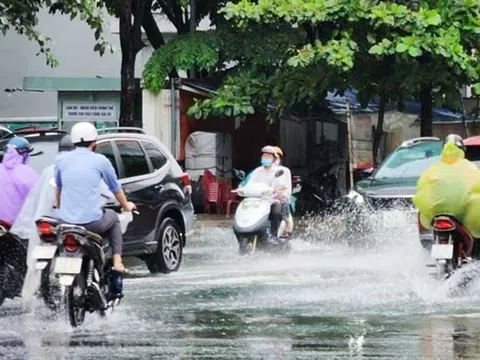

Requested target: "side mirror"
[{"left": 275, "top": 169, "right": 284, "bottom": 178}]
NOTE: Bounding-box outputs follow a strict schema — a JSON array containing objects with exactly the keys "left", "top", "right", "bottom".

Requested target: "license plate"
[
  {"left": 431, "top": 244, "right": 454, "bottom": 260},
  {"left": 53, "top": 257, "right": 82, "bottom": 274},
  {"left": 32, "top": 245, "right": 57, "bottom": 260}
]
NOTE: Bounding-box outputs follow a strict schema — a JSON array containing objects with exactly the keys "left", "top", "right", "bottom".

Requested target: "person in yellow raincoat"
[{"left": 414, "top": 134, "right": 480, "bottom": 262}]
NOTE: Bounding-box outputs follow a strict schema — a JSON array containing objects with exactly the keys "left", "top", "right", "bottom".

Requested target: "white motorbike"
[{"left": 233, "top": 169, "right": 292, "bottom": 255}]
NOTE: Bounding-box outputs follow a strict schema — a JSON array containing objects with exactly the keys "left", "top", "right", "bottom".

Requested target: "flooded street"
[{"left": 3, "top": 222, "right": 480, "bottom": 359}]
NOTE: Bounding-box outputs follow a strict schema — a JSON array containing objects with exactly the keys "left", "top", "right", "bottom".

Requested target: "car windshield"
[{"left": 374, "top": 141, "right": 443, "bottom": 179}]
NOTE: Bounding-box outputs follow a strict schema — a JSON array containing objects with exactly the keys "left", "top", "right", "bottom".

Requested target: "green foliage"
[
  {"left": 142, "top": 26, "right": 302, "bottom": 93},
  {"left": 0, "top": 0, "right": 113, "bottom": 67}
]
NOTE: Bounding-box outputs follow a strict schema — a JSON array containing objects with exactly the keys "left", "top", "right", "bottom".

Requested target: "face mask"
[{"left": 261, "top": 158, "right": 273, "bottom": 167}]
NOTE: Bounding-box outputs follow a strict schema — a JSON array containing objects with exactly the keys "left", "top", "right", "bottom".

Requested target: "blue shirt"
[{"left": 55, "top": 148, "right": 121, "bottom": 224}]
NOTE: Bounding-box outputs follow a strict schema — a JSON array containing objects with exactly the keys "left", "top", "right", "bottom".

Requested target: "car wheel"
[{"left": 146, "top": 218, "right": 183, "bottom": 274}]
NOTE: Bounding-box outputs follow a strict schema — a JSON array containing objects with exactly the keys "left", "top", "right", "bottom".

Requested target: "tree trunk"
[
  {"left": 373, "top": 90, "right": 386, "bottom": 166},
  {"left": 419, "top": 85, "right": 433, "bottom": 136},
  {"left": 119, "top": 0, "right": 146, "bottom": 127}
]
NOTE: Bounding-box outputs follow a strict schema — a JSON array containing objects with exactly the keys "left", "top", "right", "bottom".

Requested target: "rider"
[
  {"left": 54, "top": 122, "right": 136, "bottom": 272},
  {"left": 272, "top": 146, "right": 293, "bottom": 236},
  {"left": 242, "top": 145, "right": 288, "bottom": 243},
  {"left": 443, "top": 134, "right": 474, "bottom": 262},
  {"left": 0, "top": 137, "right": 38, "bottom": 225}
]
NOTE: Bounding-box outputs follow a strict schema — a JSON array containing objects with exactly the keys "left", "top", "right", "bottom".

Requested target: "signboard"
[{"left": 62, "top": 103, "right": 116, "bottom": 120}]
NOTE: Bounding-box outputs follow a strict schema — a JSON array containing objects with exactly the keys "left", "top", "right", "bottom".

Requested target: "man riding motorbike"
[
  {"left": 272, "top": 146, "right": 293, "bottom": 236},
  {"left": 239, "top": 145, "right": 288, "bottom": 243},
  {"left": 0, "top": 137, "right": 38, "bottom": 225},
  {"left": 54, "top": 122, "right": 136, "bottom": 272}
]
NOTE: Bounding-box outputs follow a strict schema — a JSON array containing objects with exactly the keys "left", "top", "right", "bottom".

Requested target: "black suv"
[{"left": 0, "top": 128, "right": 194, "bottom": 274}]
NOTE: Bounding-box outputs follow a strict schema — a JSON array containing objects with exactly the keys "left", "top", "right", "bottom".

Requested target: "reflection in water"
[{"left": 419, "top": 316, "right": 480, "bottom": 360}]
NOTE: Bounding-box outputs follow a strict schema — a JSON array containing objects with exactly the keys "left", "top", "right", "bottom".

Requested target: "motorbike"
[
  {"left": 31, "top": 207, "right": 134, "bottom": 327},
  {"left": 292, "top": 161, "right": 342, "bottom": 215},
  {"left": 428, "top": 215, "right": 478, "bottom": 279},
  {"left": 0, "top": 219, "right": 27, "bottom": 306},
  {"left": 233, "top": 169, "right": 291, "bottom": 255}
]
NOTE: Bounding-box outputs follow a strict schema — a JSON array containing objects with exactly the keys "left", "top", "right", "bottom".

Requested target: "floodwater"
[{"left": 3, "top": 216, "right": 480, "bottom": 359}]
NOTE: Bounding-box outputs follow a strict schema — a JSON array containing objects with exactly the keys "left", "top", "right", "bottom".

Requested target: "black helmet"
[
  {"left": 58, "top": 135, "right": 74, "bottom": 152},
  {"left": 444, "top": 134, "right": 466, "bottom": 153}
]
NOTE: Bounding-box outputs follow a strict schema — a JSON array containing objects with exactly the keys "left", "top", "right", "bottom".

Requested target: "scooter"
[
  {"left": 32, "top": 209, "right": 133, "bottom": 327},
  {"left": 0, "top": 219, "right": 27, "bottom": 307},
  {"left": 428, "top": 215, "right": 478, "bottom": 280},
  {"left": 232, "top": 169, "right": 292, "bottom": 255}
]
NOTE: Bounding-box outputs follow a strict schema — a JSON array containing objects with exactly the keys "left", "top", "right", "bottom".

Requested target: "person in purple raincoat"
[{"left": 0, "top": 137, "right": 39, "bottom": 225}]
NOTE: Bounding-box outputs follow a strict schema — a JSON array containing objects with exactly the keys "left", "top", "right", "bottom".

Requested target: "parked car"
[
  {"left": 0, "top": 128, "right": 194, "bottom": 274},
  {"left": 341, "top": 137, "right": 442, "bottom": 240}
]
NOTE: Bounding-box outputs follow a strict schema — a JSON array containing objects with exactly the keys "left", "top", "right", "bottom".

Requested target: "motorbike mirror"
[
  {"left": 275, "top": 169, "right": 284, "bottom": 178},
  {"left": 233, "top": 168, "right": 246, "bottom": 180},
  {"left": 30, "top": 150, "right": 44, "bottom": 157}
]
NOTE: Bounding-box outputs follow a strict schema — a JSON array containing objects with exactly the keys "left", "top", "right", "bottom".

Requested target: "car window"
[
  {"left": 96, "top": 141, "right": 119, "bottom": 178},
  {"left": 466, "top": 145, "right": 480, "bottom": 162},
  {"left": 141, "top": 141, "right": 168, "bottom": 171},
  {"left": 374, "top": 141, "right": 443, "bottom": 179},
  {"left": 115, "top": 140, "right": 150, "bottom": 178}
]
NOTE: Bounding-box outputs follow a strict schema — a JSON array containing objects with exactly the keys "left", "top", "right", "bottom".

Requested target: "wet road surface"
[{"left": 3, "top": 221, "right": 480, "bottom": 359}]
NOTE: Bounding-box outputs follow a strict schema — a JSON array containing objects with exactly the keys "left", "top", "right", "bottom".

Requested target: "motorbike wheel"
[
  {"left": 65, "top": 272, "right": 86, "bottom": 327},
  {"left": 238, "top": 236, "right": 256, "bottom": 255},
  {"left": 40, "top": 261, "right": 62, "bottom": 311}
]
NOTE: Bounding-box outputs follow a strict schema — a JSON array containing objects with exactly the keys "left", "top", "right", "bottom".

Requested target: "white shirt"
[{"left": 248, "top": 164, "right": 292, "bottom": 199}]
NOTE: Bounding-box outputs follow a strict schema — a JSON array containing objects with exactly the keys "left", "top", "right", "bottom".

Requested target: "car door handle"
[{"left": 154, "top": 184, "right": 164, "bottom": 191}]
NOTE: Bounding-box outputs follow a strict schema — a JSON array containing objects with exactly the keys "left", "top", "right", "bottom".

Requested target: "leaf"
[
  {"left": 408, "top": 46, "right": 422, "bottom": 57},
  {"left": 395, "top": 43, "right": 409, "bottom": 53},
  {"left": 426, "top": 12, "right": 441, "bottom": 26},
  {"left": 368, "top": 44, "right": 383, "bottom": 55}
]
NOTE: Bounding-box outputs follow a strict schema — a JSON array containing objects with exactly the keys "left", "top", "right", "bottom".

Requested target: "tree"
[
  {"left": 221, "top": 0, "right": 480, "bottom": 136},
  {"left": 0, "top": 0, "right": 113, "bottom": 67}
]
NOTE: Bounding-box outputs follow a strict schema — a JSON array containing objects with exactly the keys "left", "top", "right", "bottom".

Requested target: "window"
[
  {"left": 115, "top": 140, "right": 150, "bottom": 178},
  {"left": 141, "top": 141, "right": 167, "bottom": 171},
  {"left": 96, "top": 141, "right": 119, "bottom": 177},
  {"left": 374, "top": 141, "right": 443, "bottom": 179}
]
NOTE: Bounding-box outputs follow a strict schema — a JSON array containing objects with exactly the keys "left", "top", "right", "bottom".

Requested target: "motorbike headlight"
[{"left": 346, "top": 190, "right": 365, "bottom": 205}]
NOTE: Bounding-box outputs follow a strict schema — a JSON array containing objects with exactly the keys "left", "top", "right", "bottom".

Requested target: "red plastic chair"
[
  {"left": 202, "top": 170, "right": 220, "bottom": 214},
  {"left": 226, "top": 189, "right": 240, "bottom": 216}
]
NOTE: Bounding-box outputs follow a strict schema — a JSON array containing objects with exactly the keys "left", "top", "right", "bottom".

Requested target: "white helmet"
[
  {"left": 261, "top": 145, "right": 277, "bottom": 155},
  {"left": 71, "top": 122, "right": 98, "bottom": 144}
]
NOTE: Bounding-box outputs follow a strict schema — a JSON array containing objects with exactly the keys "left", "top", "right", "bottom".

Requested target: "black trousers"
[{"left": 269, "top": 202, "right": 282, "bottom": 237}]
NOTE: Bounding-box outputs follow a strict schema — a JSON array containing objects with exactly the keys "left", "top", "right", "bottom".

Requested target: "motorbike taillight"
[
  {"left": 64, "top": 234, "right": 80, "bottom": 252},
  {"left": 38, "top": 222, "right": 56, "bottom": 242},
  {"left": 433, "top": 218, "right": 455, "bottom": 231}
]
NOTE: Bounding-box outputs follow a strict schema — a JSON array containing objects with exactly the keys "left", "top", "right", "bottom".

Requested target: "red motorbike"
[{"left": 429, "top": 215, "right": 475, "bottom": 279}]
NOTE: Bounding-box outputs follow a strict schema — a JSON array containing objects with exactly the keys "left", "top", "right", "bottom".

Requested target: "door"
[{"left": 112, "top": 139, "right": 160, "bottom": 250}]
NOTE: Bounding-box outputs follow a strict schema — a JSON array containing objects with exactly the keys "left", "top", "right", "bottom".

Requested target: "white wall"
[{"left": 0, "top": 10, "right": 214, "bottom": 119}]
